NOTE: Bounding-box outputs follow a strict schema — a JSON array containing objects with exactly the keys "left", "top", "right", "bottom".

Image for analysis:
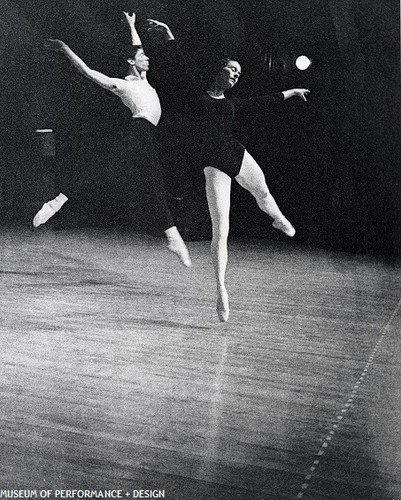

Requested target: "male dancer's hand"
[
  {"left": 123, "top": 12, "right": 142, "bottom": 46},
  {"left": 123, "top": 11, "right": 136, "bottom": 26}
]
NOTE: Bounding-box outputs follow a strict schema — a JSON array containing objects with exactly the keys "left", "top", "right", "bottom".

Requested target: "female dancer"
[
  {"left": 147, "top": 19, "right": 310, "bottom": 321},
  {"left": 33, "top": 13, "right": 191, "bottom": 267}
]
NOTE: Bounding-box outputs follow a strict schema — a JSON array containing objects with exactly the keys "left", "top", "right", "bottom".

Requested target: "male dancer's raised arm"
[{"left": 123, "top": 12, "right": 143, "bottom": 45}]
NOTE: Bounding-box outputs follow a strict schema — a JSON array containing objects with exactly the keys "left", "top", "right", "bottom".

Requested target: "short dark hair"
[
  {"left": 205, "top": 57, "right": 237, "bottom": 85},
  {"left": 120, "top": 44, "right": 143, "bottom": 60}
]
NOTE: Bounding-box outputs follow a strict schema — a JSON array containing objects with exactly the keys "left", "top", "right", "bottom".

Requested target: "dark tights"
[{"left": 58, "top": 119, "right": 175, "bottom": 232}]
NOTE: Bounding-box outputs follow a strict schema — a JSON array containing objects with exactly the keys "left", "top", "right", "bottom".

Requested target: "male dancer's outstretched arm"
[{"left": 45, "top": 39, "right": 117, "bottom": 90}]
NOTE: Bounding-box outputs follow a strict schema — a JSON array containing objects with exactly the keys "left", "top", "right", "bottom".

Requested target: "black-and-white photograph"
[{"left": 1, "top": 1, "right": 400, "bottom": 499}]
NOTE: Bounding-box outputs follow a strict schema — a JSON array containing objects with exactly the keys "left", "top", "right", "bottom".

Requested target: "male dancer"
[{"left": 34, "top": 13, "right": 191, "bottom": 267}]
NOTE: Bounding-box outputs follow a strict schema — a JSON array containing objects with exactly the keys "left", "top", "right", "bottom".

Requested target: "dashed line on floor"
[{"left": 295, "top": 297, "right": 401, "bottom": 499}]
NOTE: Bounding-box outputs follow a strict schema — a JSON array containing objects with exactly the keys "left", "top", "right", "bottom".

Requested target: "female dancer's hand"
[
  {"left": 147, "top": 19, "right": 175, "bottom": 40},
  {"left": 44, "top": 39, "right": 67, "bottom": 52},
  {"left": 293, "top": 88, "right": 310, "bottom": 101}
]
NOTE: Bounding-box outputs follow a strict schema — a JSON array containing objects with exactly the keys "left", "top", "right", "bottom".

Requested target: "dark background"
[{"left": 0, "top": 0, "right": 400, "bottom": 257}]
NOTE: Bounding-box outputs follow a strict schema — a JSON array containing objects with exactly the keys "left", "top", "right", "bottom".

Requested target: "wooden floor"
[{"left": 0, "top": 227, "right": 400, "bottom": 500}]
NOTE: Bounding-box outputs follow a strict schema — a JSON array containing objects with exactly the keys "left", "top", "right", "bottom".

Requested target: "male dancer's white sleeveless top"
[{"left": 110, "top": 75, "right": 161, "bottom": 126}]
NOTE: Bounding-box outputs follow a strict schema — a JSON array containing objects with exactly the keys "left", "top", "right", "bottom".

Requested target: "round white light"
[{"left": 295, "top": 55, "right": 311, "bottom": 71}]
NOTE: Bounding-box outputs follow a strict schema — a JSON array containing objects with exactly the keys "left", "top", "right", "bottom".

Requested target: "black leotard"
[
  {"left": 192, "top": 92, "right": 284, "bottom": 177},
  {"left": 163, "top": 41, "right": 285, "bottom": 178}
]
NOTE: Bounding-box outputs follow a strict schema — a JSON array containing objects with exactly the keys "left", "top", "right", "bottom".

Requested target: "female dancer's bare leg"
[
  {"left": 235, "top": 150, "right": 295, "bottom": 237},
  {"left": 204, "top": 166, "right": 231, "bottom": 322}
]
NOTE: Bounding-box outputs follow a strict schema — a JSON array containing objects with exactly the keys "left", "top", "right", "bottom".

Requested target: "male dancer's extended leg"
[
  {"left": 110, "top": 120, "right": 191, "bottom": 267},
  {"left": 33, "top": 137, "right": 106, "bottom": 228},
  {"left": 33, "top": 193, "right": 68, "bottom": 227},
  {"left": 34, "top": 120, "right": 191, "bottom": 267}
]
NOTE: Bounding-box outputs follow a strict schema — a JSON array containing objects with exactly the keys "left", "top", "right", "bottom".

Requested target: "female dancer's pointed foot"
[
  {"left": 272, "top": 217, "right": 296, "bottom": 237},
  {"left": 217, "top": 287, "right": 229, "bottom": 322}
]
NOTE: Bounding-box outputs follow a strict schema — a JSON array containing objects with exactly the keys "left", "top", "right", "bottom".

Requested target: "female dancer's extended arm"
[
  {"left": 146, "top": 18, "right": 175, "bottom": 41},
  {"left": 45, "top": 39, "right": 117, "bottom": 91},
  {"left": 146, "top": 18, "right": 204, "bottom": 95},
  {"left": 282, "top": 88, "right": 310, "bottom": 101},
  {"left": 233, "top": 88, "right": 310, "bottom": 114}
]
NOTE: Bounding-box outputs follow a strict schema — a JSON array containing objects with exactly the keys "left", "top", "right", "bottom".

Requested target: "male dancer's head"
[{"left": 125, "top": 45, "right": 150, "bottom": 77}]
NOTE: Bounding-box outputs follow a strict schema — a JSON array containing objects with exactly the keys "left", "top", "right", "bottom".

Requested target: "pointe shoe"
[
  {"left": 217, "top": 287, "right": 229, "bottom": 322},
  {"left": 272, "top": 218, "right": 296, "bottom": 237},
  {"left": 167, "top": 239, "right": 192, "bottom": 267}
]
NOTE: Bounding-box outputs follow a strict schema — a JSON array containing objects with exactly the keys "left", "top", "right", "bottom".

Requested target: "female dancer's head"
[{"left": 207, "top": 58, "right": 241, "bottom": 92}]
